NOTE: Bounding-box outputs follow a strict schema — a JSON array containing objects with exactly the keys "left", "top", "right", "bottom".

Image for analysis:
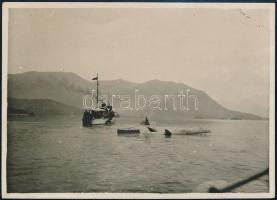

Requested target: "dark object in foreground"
[
  {"left": 209, "top": 168, "right": 269, "bottom": 193},
  {"left": 165, "top": 129, "right": 172, "bottom": 136},
  {"left": 147, "top": 127, "right": 157, "bottom": 132},
  {"left": 8, "top": 106, "right": 35, "bottom": 116},
  {"left": 117, "top": 129, "right": 140, "bottom": 134}
]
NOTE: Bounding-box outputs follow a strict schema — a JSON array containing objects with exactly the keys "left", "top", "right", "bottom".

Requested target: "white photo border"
[{"left": 1, "top": 2, "right": 275, "bottom": 199}]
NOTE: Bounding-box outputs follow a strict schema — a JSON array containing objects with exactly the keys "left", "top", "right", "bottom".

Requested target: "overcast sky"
[{"left": 7, "top": 6, "right": 273, "bottom": 117}]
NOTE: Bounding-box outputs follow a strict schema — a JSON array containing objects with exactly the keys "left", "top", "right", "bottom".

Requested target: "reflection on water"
[{"left": 7, "top": 115, "right": 269, "bottom": 193}]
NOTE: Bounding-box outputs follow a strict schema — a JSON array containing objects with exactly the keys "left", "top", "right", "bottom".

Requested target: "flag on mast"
[{"left": 92, "top": 76, "right": 98, "bottom": 80}]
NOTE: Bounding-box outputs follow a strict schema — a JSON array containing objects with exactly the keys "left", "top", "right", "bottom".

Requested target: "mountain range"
[{"left": 7, "top": 71, "right": 262, "bottom": 119}]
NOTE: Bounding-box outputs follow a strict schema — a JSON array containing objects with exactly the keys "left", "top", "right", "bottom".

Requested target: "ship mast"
[{"left": 92, "top": 73, "right": 99, "bottom": 107}]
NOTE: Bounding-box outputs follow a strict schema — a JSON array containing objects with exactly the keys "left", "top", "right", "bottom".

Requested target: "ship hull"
[
  {"left": 92, "top": 118, "right": 109, "bottom": 125},
  {"left": 82, "top": 118, "right": 115, "bottom": 126}
]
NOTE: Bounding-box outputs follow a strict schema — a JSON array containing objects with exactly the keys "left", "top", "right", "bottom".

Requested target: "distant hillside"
[
  {"left": 8, "top": 106, "right": 33, "bottom": 115},
  {"left": 8, "top": 97, "right": 81, "bottom": 115},
  {"left": 7, "top": 71, "right": 262, "bottom": 119}
]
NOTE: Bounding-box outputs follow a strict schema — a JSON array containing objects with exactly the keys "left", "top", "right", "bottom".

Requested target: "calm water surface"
[{"left": 7, "top": 115, "right": 269, "bottom": 193}]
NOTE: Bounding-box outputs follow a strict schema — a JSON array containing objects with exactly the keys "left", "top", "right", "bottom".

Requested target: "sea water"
[{"left": 7, "top": 115, "right": 269, "bottom": 193}]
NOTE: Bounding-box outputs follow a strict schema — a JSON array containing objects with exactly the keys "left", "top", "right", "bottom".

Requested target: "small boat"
[
  {"left": 164, "top": 128, "right": 211, "bottom": 136},
  {"left": 82, "top": 74, "right": 116, "bottom": 126},
  {"left": 141, "top": 116, "right": 150, "bottom": 126},
  {"left": 117, "top": 128, "right": 140, "bottom": 135},
  {"left": 165, "top": 129, "right": 172, "bottom": 136},
  {"left": 147, "top": 126, "right": 157, "bottom": 132}
]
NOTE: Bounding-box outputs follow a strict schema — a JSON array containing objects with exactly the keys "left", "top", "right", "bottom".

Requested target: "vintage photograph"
[{"left": 2, "top": 2, "right": 275, "bottom": 199}]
